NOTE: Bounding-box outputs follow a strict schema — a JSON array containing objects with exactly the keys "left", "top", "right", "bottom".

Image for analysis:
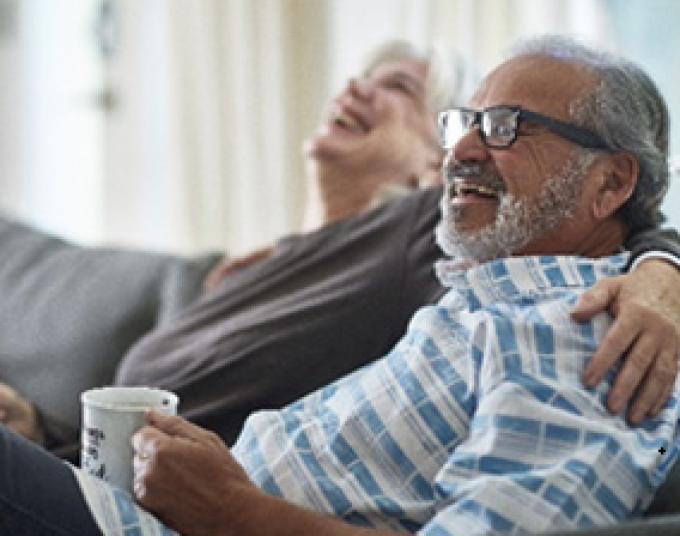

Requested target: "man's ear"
[{"left": 592, "top": 151, "right": 638, "bottom": 220}]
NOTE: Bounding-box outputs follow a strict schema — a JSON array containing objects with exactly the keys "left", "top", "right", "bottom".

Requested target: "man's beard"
[{"left": 435, "top": 152, "right": 594, "bottom": 264}]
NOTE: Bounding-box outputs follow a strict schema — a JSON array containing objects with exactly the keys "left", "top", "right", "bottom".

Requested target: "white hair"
[{"left": 361, "top": 39, "right": 479, "bottom": 115}]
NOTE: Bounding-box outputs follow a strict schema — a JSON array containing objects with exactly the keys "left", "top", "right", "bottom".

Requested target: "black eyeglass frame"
[{"left": 439, "top": 105, "right": 609, "bottom": 151}]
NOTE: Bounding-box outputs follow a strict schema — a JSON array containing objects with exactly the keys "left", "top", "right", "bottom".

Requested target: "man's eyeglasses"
[{"left": 438, "top": 105, "right": 609, "bottom": 151}]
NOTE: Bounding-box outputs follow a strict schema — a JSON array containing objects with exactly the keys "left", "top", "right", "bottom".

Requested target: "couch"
[
  {"left": 1, "top": 214, "right": 679, "bottom": 535},
  {"left": 0, "top": 215, "right": 221, "bottom": 453}
]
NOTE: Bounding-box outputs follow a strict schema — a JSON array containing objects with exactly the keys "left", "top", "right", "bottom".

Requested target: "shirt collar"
[{"left": 436, "top": 253, "right": 629, "bottom": 308}]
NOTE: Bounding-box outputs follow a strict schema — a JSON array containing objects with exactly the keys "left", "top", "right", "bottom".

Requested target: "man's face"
[
  {"left": 436, "top": 55, "right": 600, "bottom": 264},
  {"left": 304, "top": 58, "right": 442, "bottom": 187}
]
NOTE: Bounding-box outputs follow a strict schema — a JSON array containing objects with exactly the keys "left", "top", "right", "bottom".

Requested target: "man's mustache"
[{"left": 443, "top": 163, "right": 506, "bottom": 193}]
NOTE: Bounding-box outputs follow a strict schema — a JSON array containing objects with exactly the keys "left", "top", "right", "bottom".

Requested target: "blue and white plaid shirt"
[{"left": 234, "top": 254, "right": 680, "bottom": 535}]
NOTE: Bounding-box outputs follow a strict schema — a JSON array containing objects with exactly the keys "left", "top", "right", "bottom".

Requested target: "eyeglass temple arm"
[{"left": 520, "top": 109, "right": 608, "bottom": 150}]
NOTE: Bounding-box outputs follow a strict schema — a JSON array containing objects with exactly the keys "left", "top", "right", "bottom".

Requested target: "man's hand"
[
  {"left": 132, "top": 411, "right": 259, "bottom": 536},
  {"left": 571, "top": 259, "right": 680, "bottom": 423},
  {"left": 132, "top": 412, "right": 403, "bottom": 536},
  {"left": 0, "top": 382, "right": 41, "bottom": 442}
]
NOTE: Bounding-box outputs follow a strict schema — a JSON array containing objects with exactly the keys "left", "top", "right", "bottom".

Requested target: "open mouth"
[
  {"left": 445, "top": 164, "right": 505, "bottom": 201},
  {"left": 332, "top": 108, "right": 369, "bottom": 134},
  {"left": 452, "top": 182, "right": 501, "bottom": 199}
]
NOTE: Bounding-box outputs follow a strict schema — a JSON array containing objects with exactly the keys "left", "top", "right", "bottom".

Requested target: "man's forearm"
[{"left": 218, "top": 488, "right": 407, "bottom": 536}]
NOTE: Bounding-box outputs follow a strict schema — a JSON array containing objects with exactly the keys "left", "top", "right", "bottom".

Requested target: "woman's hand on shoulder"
[{"left": 571, "top": 259, "right": 680, "bottom": 423}]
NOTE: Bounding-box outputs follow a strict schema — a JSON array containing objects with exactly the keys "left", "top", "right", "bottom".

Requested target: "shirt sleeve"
[{"left": 624, "top": 226, "right": 680, "bottom": 269}]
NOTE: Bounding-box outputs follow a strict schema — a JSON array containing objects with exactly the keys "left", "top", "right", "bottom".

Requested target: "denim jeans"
[{"left": 0, "top": 423, "right": 101, "bottom": 535}]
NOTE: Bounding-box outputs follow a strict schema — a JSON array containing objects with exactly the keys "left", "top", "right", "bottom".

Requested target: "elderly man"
[{"left": 0, "top": 36, "right": 679, "bottom": 536}]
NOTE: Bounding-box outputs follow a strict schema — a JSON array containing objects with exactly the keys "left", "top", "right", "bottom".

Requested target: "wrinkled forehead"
[{"left": 470, "top": 55, "right": 597, "bottom": 120}]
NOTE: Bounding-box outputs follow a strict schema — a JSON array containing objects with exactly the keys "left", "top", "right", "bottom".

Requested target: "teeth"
[
  {"left": 335, "top": 111, "right": 364, "bottom": 133},
  {"left": 453, "top": 183, "right": 499, "bottom": 198}
]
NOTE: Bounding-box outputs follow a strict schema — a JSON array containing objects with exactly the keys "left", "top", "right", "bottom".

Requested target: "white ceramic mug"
[{"left": 81, "top": 386, "right": 179, "bottom": 493}]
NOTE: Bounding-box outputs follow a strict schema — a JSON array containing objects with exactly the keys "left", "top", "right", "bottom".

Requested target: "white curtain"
[{"left": 103, "top": 0, "right": 332, "bottom": 254}]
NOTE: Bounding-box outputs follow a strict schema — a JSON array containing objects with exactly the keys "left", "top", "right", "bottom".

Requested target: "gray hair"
[
  {"left": 361, "top": 39, "right": 479, "bottom": 116},
  {"left": 509, "top": 35, "right": 670, "bottom": 231}
]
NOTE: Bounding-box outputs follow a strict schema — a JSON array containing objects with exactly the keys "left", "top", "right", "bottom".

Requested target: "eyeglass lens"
[
  {"left": 439, "top": 111, "right": 465, "bottom": 150},
  {"left": 440, "top": 108, "right": 520, "bottom": 149},
  {"left": 483, "top": 108, "right": 519, "bottom": 147}
]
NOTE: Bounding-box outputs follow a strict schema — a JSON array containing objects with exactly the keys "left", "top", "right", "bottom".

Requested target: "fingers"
[
  {"left": 131, "top": 414, "right": 193, "bottom": 471},
  {"left": 590, "top": 323, "right": 678, "bottom": 423},
  {"left": 603, "top": 330, "right": 658, "bottom": 418},
  {"left": 0, "top": 383, "right": 16, "bottom": 419},
  {"left": 626, "top": 344, "right": 679, "bottom": 423},
  {"left": 652, "top": 376, "right": 676, "bottom": 415},
  {"left": 0, "top": 383, "right": 40, "bottom": 441},
  {"left": 132, "top": 423, "right": 164, "bottom": 460},
  {"left": 571, "top": 277, "right": 620, "bottom": 322},
  {"left": 133, "top": 412, "right": 223, "bottom": 467},
  {"left": 0, "top": 384, "right": 9, "bottom": 420},
  {"left": 146, "top": 410, "right": 209, "bottom": 442},
  {"left": 203, "top": 261, "right": 230, "bottom": 291},
  {"left": 131, "top": 423, "right": 172, "bottom": 509},
  {"left": 583, "top": 313, "right": 641, "bottom": 388}
]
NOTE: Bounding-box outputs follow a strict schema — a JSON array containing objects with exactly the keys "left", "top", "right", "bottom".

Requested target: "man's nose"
[{"left": 447, "top": 126, "right": 489, "bottom": 165}]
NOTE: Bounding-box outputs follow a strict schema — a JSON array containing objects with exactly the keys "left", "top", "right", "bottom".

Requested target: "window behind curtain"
[{"left": 603, "top": 0, "right": 679, "bottom": 229}]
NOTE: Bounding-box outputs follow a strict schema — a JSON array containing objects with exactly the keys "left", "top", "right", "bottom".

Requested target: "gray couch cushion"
[
  {"left": 0, "top": 216, "right": 220, "bottom": 446},
  {"left": 539, "top": 514, "right": 680, "bottom": 535},
  {"left": 647, "top": 455, "right": 680, "bottom": 517}
]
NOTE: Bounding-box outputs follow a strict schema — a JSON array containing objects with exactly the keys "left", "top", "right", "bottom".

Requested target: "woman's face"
[{"left": 304, "top": 57, "right": 442, "bottom": 188}]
